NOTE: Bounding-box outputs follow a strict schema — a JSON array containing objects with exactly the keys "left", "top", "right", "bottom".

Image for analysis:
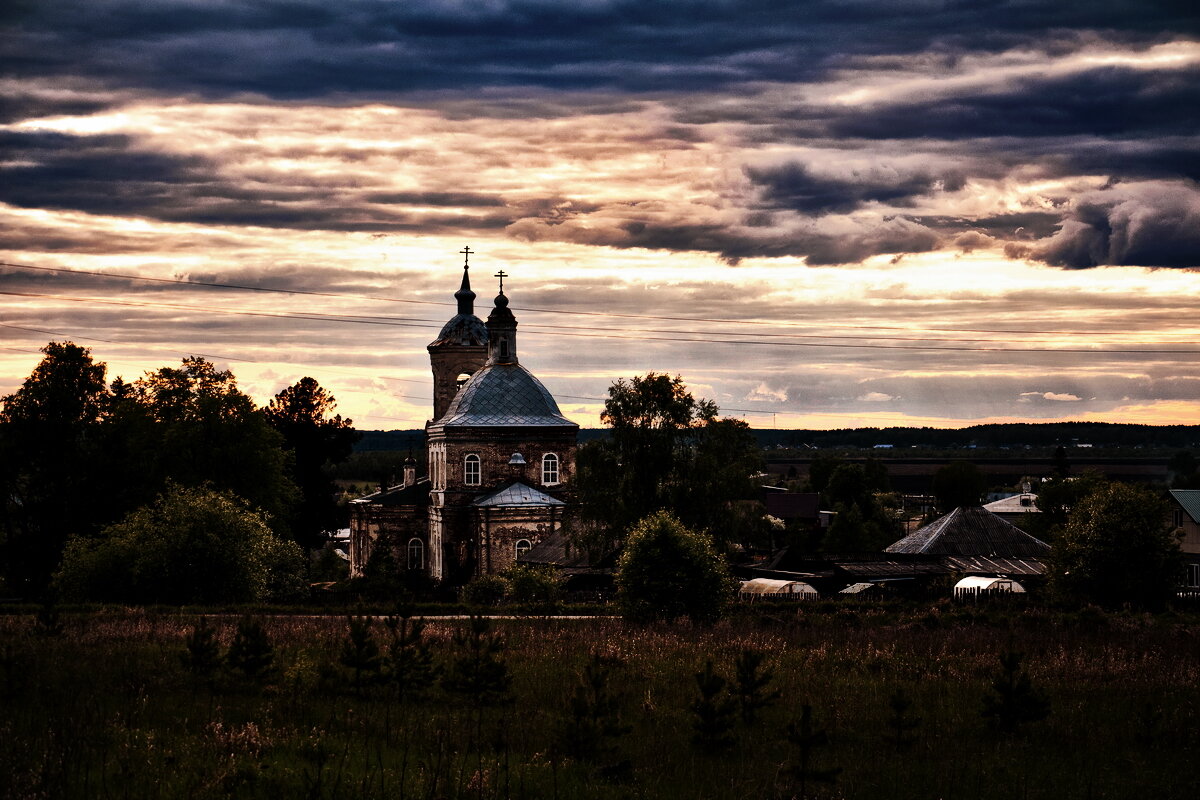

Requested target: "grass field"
[{"left": 3, "top": 604, "right": 1199, "bottom": 799}]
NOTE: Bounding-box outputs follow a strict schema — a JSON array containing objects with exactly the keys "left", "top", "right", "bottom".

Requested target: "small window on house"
[
  {"left": 1188, "top": 563, "right": 1200, "bottom": 589},
  {"left": 464, "top": 453, "right": 481, "bottom": 486},
  {"left": 1174, "top": 509, "right": 1184, "bottom": 528},
  {"left": 407, "top": 538, "right": 424, "bottom": 571},
  {"left": 515, "top": 539, "right": 532, "bottom": 559},
  {"left": 542, "top": 453, "right": 559, "bottom": 485}
]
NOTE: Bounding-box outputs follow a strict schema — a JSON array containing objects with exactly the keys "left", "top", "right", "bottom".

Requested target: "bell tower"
[{"left": 428, "top": 247, "right": 489, "bottom": 421}]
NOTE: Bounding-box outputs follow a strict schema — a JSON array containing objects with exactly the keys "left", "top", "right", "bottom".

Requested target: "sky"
[{"left": 2, "top": 1, "right": 1200, "bottom": 431}]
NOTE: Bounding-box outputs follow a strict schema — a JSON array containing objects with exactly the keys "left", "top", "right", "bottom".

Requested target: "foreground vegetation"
[{"left": 4, "top": 605, "right": 1199, "bottom": 799}]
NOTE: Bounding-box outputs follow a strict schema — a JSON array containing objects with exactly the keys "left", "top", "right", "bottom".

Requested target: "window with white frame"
[
  {"left": 542, "top": 453, "right": 559, "bottom": 485},
  {"left": 464, "top": 453, "right": 481, "bottom": 486},
  {"left": 1188, "top": 563, "right": 1200, "bottom": 589},
  {"left": 407, "top": 538, "right": 424, "bottom": 570},
  {"left": 515, "top": 539, "right": 532, "bottom": 559}
]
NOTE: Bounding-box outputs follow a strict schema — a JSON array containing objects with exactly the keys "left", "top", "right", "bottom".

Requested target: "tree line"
[{"left": 0, "top": 342, "right": 358, "bottom": 599}]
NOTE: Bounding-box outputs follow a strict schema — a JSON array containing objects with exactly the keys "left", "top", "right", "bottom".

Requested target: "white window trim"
[
  {"left": 515, "top": 538, "right": 532, "bottom": 559},
  {"left": 541, "top": 452, "right": 560, "bottom": 485},
  {"left": 464, "top": 453, "right": 481, "bottom": 486},
  {"left": 407, "top": 538, "right": 424, "bottom": 571}
]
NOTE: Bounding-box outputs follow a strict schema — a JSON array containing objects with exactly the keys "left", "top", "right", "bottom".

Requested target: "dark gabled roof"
[
  {"left": 1169, "top": 489, "right": 1200, "bottom": 523},
  {"left": 350, "top": 478, "right": 431, "bottom": 508},
  {"left": 765, "top": 493, "right": 820, "bottom": 520},
  {"left": 472, "top": 481, "right": 565, "bottom": 508},
  {"left": 885, "top": 506, "right": 1050, "bottom": 558},
  {"left": 433, "top": 362, "right": 575, "bottom": 428},
  {"left": 519, "top": 529, "right": 619, "bottom": 571}
]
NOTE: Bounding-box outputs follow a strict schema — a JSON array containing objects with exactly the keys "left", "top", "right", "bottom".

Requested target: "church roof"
[
  {"left": 428, "top": 313, "right": 488, "bottom": 348},
  {"left": 349, "top": 477, "right": 431, "bottom": 507},
  {"left": 473, "top": 481, "right": 565, "bottom": 508},
  {"left": 435, "top": 362, "right": 575, "bottom": 428},
  {"left": 885, "top": 505, "right": 1050, "bottom": 558}
]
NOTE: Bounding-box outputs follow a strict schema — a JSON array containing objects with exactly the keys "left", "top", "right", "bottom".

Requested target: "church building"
[{"left": 348, "top": 255, "right": 578, "bottom": 587}]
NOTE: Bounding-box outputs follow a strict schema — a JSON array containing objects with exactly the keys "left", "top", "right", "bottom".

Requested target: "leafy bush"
[
  {"left": 56, "top": 483, "right": 304, "bottom": 604},
  {"left": 461, "top": 574, "right": 511, "bottom": 607},
  {"left": 504, "top": 563, "right": 562, "bottom": 607},
  {"left": 615, "top": 510, "right": 734, "bottom": 623}
]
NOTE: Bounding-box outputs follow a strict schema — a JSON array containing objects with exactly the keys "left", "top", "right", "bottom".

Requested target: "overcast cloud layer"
[{"left": 2, "top": 1, "right": 1200, "bottom": 429}]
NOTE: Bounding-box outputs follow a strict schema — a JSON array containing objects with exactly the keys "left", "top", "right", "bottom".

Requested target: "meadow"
[{"left": 3, "top": 604, "right": 1199, "bottom": 799}]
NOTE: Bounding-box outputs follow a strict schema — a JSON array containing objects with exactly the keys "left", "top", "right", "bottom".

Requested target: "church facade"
[{"left": 348, "top": 259, "right": 578, "bottom": 587}]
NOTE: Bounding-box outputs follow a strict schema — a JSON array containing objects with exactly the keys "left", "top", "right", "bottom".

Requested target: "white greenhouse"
[
  {"left": 739, "top": 578, "right": 820, "bottom": 601},
  {"left": 953, "top": 576, "right": 1026, "bottom": 597}
]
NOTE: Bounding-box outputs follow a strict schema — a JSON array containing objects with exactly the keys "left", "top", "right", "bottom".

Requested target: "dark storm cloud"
[
  {"left": 0, "top": 129, "right": 516, "bottom": 232},
  {"left": 745, "top": 162, "right": 965, "bottom": 214},
  {"left": 4, "top": 1, "right": 1198, "bottom": 106},
  {"left": 1034, "top": 180, "right": 1200, "bottom": 268},
  {"left": 828, "top": 65, "right": 1200, "bottom": 141}
]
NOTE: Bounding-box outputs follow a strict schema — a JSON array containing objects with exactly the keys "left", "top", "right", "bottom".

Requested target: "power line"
[
  {"left": 6, "top": 288, "right": 1200, "bottom": 355},
  {"left": 4, "top": 258, "right": 1197, "bottom": 340}
]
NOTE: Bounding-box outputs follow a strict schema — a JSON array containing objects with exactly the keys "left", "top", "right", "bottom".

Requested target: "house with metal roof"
[
  {"left": 1167, "top": 490, "right": 1200, "bottom": 590},
  {"left": 885, "top": 505, "right": 1050, "bottom": 559},
  {"left": 350, "top": 255, "right": 578, "bottom": 587}
]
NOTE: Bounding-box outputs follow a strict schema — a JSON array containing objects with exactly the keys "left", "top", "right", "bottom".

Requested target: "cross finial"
[
  {"left": 494, "top": 269, "right": 508, "bottom": 293},
  {"left": 459, "top": 245, "right": 473, "bottom": 267}
]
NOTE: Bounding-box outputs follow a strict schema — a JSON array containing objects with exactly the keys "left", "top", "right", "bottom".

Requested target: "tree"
[
  {"left": 114, "top": 357, "right": 298, "bottom": 537},
  {"left": 0, "top": 342, "right": 110, "bottom": 593},
  {"left": 931, "top": 461, "right": 985, "bottom": 511},
  {"left": 266, "top": 377, "right": 360, "bottom": 552},
  {"left": 56, "top": 483, "right": 305, "bottom": 604},
  {"left": 577, "top": 374, "right": 764, "bottom": 549},
  {"left": 818, "top": 462, "right": 899, "bottom": 554},
  {"left": 615, "top": 510, "right": 734, "bottom": 623},
  {"left": 981, "top": 650, "right": 1050, "bottom": 734},
  {"left": 1048, "top": 481, "right": 1181, "bottom": 610}
]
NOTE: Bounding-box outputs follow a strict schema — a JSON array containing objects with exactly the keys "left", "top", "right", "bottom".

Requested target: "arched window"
[
  {"left": 407, "top": 538, "right": 424, "bottom": 570},
  {"left": 464, "top": 453, "right": 481, "bottom": 486},
  {"left": 455, "top": 372, "right": 471, "bottom": 389},
  {"left": 541, "top": 453, "right": 559, "bottom": 485},
  {"left": 515, "top": 539, "right": 532, "bottom": 559}
]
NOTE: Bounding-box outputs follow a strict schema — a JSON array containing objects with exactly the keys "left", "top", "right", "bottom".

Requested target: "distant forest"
[{"left": 355, "top": 422, "right": 1200, "bottom": 454}]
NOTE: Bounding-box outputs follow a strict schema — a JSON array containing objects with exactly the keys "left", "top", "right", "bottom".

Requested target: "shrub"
[
  {"left": 461, "top": 574, "right": 511, "bottom": 607},
  {"left": 504, "top": 563, "right": 562, "bottom": 607},
  {"left": 615, "top": 510, "right": 734, "bottom": 623},
  {"left": 56, "top": 483, "right": 304, "bottom": 604}
]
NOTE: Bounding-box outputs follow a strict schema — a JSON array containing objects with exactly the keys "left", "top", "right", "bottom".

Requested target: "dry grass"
[{"left": 2, "top": 605, "right": 1199, "bottom": 799}]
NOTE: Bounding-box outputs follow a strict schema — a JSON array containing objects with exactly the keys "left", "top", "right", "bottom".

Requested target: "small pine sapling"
[
  {"left": 226, "top": 615, "right": 276, "bottom": 685},
  {"left": 340, "top": 615, "right": 383, "bottom": 691},
  {"left": 442, "top": 615, "right": 512, "bottom": 707},
  {"left": 181, "top": 617, "right": 223, "bottom": 680},
  {"left": 383, "top": 608, "right": 440, "bottom": 701},
  {"left": 886, "top": 687, "right": 921, "bottom": 750},
  {"left": 783, "top": 704, "right": 842, "bottom": 800},
  {"left": 690, "top": 658, "right": 738, "bottom": 752},
  {"left": 34, "top": 593, "right": 63, "bottom": 636},
  {"left": 981, "top": 650, "right": 1050, "bottom": 733},
  {"left": 733, "top": 648, "right": 782, "bottom": 725},
  {"left": 561, "top": 652, "right": 631, "bottom": 762}
]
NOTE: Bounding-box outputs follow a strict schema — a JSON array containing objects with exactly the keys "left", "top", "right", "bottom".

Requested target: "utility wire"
[
  {"left": 4, "top": 259, "right": 1196, "bottom": 339},
  {"left": 5, "top": 288, "right": 1200, "bottom": 355}
]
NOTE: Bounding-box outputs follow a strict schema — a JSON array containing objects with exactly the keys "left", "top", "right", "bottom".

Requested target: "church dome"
[
  {"left": 429, "top": 313, "right": 488, "bottom": 347},
  {"left": 435, "top": 362, "right": 574, "bottom": 427}
]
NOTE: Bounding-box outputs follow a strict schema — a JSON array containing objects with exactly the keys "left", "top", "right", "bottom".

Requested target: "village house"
[
  {"left": 349, "top": 257, "right": 578, "bottom": 587},
  {"left": 1167, "top": 490, "right": 1200, "bottom": 589}
]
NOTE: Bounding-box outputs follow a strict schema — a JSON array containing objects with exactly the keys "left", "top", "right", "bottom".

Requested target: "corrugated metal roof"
[
  {"left": 942, "top": 555, "right": 1046, "bottom": 576},
  {"left": 349, "top": 478, "right": 431, "bottom": 508},
  {"left": 884, "top": 506, "right": 1050, "bottom": 558},
  {"left": 435, "top": 362, "right": 575, "bottom": 428},
  {"left": 472, "top": 481, "right": 565, "bottom": 508},
  {"left": 1169, "top": 489, "right": 1200, "bottom": 524}
]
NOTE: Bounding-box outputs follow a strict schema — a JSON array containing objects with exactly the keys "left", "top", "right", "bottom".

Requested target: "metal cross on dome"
[
  {"left": 494, "top": 269, "right": 508, "bottom": 293},
  {"left": 459, "top": 245, "right": 473, "bottom": 267}
]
